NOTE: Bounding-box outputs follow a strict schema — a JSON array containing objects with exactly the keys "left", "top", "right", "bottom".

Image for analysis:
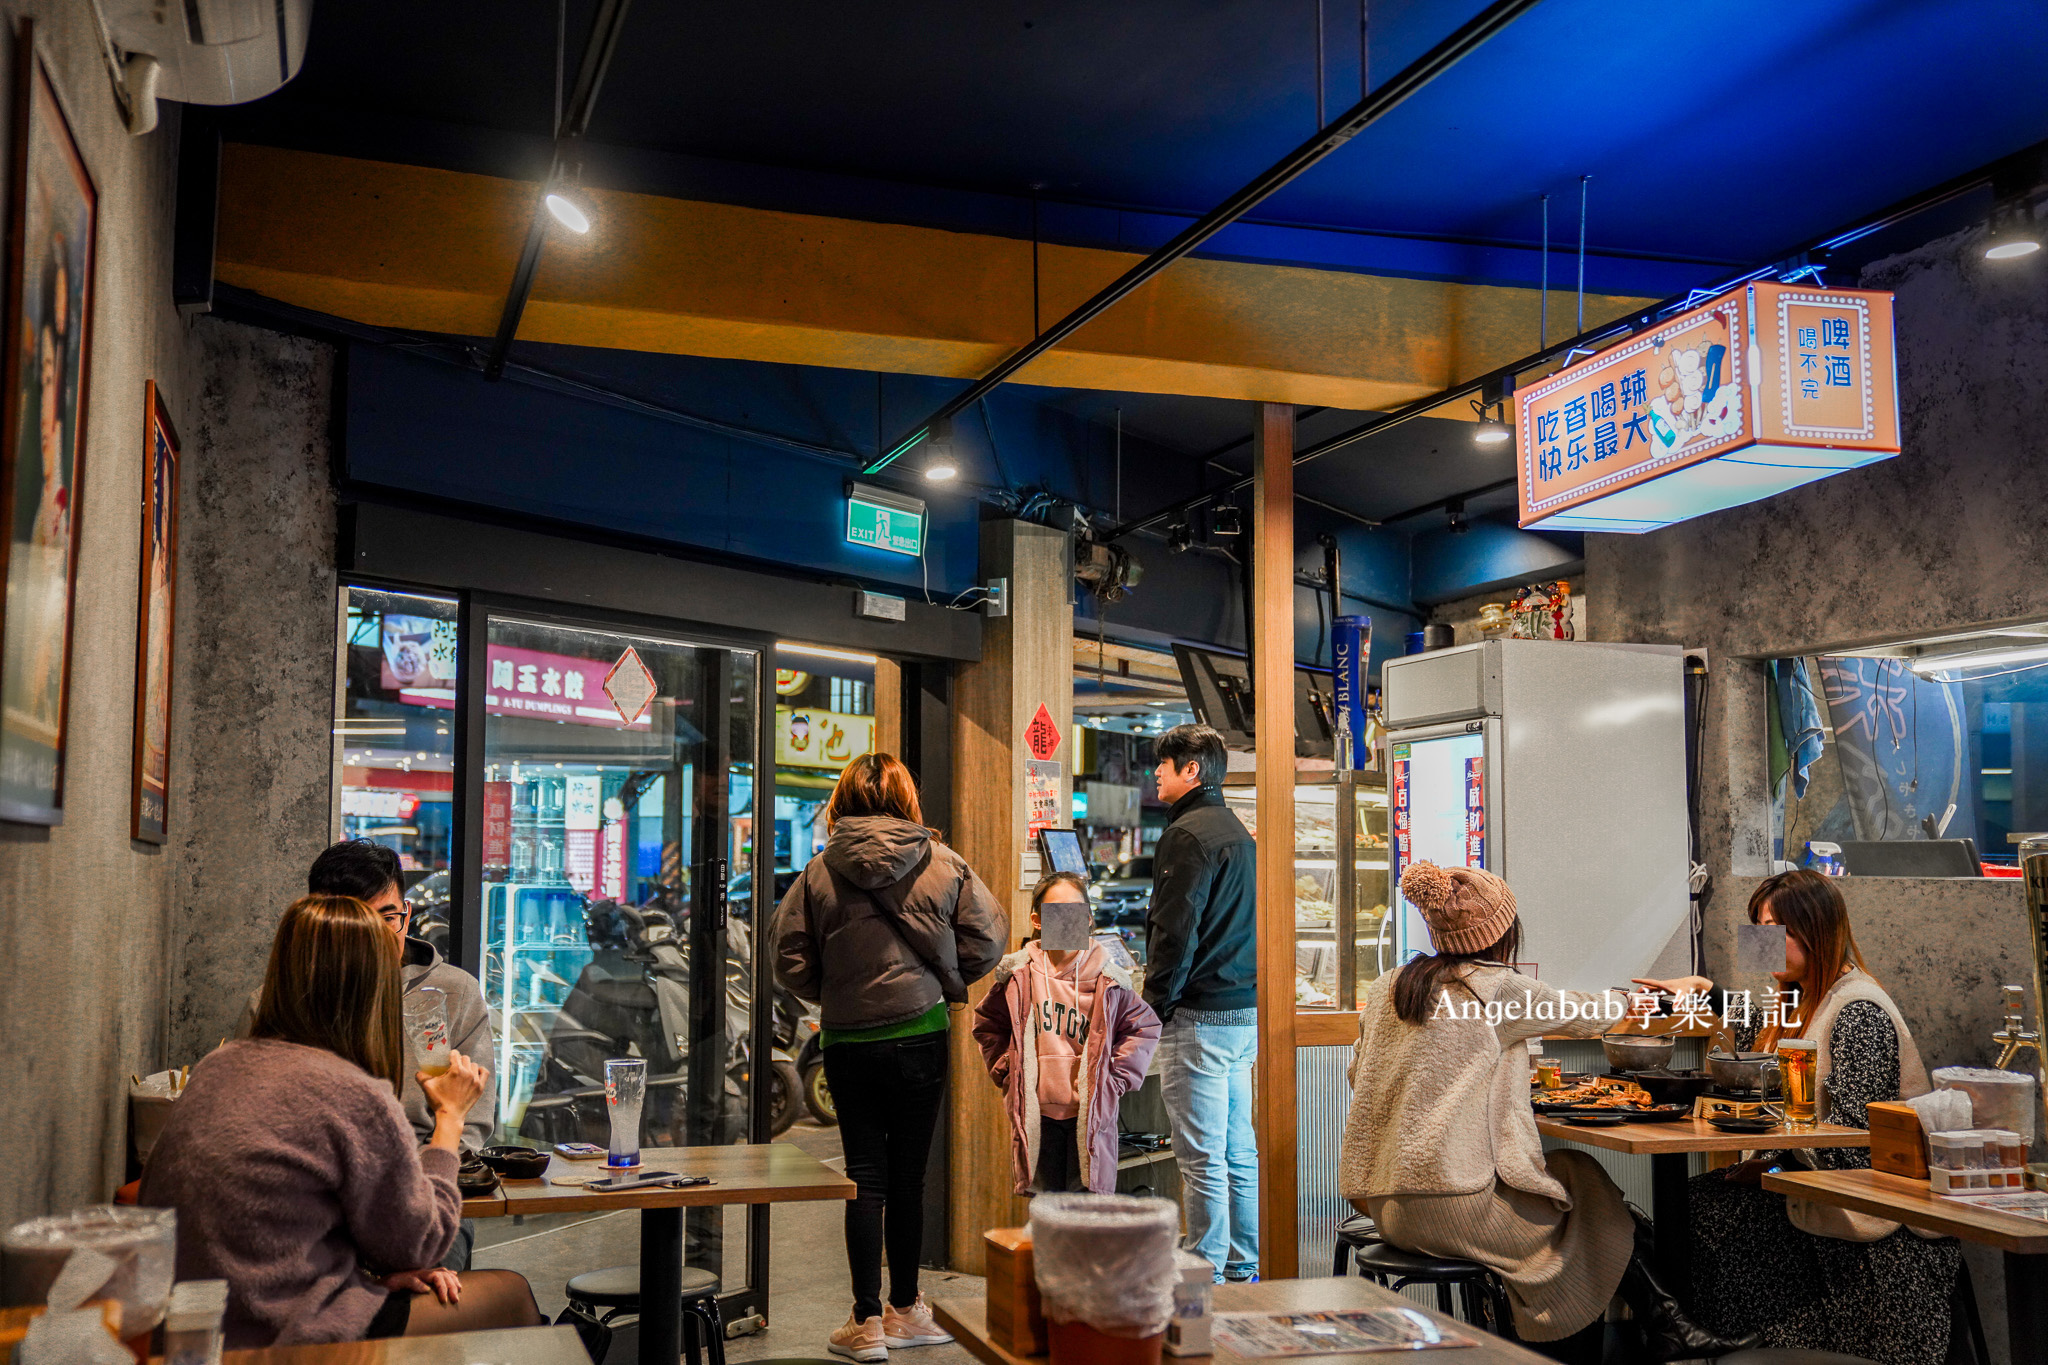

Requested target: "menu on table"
[{"left": 1211, "top": 1309, "right": 1476, "bottom": 1357}]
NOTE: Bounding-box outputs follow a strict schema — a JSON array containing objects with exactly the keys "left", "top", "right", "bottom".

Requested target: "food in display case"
[{"left": 1223, "top": 774, "right": 1389, "bottom": 1010}]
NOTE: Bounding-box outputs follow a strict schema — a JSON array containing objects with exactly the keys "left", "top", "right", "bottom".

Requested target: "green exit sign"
[{"left": 846, "top": 482, "right": 927, "bottom": 556}]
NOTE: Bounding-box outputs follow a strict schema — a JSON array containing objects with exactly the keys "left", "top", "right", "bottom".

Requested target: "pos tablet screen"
[{"left": 1037, "top": 827, "right": 1088, "bottom": 878}]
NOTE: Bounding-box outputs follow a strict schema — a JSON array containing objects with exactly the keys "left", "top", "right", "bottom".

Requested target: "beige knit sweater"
[{"left": 1339, "top": 964, "right": 1628, "bottom": 1204}]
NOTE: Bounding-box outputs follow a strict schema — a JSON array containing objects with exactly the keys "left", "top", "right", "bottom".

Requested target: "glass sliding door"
[{"left": 477, "top": 612, "right": 761, "bottom": 1286}]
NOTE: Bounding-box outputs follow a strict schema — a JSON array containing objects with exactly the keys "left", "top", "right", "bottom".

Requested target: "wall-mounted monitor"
[{"left": 1170, "top": 643, "right": 1338, "bottom": 758}]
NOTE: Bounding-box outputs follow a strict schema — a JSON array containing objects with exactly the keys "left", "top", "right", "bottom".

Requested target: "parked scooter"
[{"left": 795, "top": 1001, "right": 834, "bottom": 1126}]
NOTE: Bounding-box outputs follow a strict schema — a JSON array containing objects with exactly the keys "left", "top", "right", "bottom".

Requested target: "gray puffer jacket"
[{"left": 771, "top": 816, "right": 1008, "bottom": 1032}]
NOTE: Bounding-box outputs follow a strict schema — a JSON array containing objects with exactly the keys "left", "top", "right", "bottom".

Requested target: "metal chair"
[
  {"left": 1349, "top": 1241, "right": 1514, "bottom": 1340},
  {"left": 557, "top": 1265, "right": 724, "bottom": 1365},
  {"left": 1329, "top": 1211, "right": 1381, "bottom": 1276}
]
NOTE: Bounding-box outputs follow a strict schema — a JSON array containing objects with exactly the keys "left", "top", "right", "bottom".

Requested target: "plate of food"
[{"left": 1534, "top": 1077, "right": 1652, "bottom": 1113}]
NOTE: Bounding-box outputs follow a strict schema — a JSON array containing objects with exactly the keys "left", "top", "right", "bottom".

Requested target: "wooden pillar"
[
  {"left": 874, "top": 657, "right": 903, "bottom": 757},
  {"left": 1252, "top": 401, "right": 1300, "bottom": 1279},
  {"left": 947, "top": 518, "right": 1073, "bottom": 1267}
]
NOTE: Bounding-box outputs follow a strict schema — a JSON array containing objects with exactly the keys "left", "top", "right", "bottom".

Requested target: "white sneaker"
[
  {"left": 830, "top": 1312, "right": 888, "bottom": 1363},
  {"left": 883, "top": 1295, "right": 954, "bottom": 1348}
]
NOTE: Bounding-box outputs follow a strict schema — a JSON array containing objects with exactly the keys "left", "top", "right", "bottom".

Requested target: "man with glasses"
[{"left": 241, "top": 840, "right": 495, "bottom": 1269}]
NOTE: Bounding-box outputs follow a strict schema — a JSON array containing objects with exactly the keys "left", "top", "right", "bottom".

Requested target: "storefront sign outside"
[
  {"left": 1516, "top": 282, "right": 1900, "bottom": 532},
  {"left": 776, "top": 706, "right": 875, "bottom": 769},
  {"left": 399, "top": 644, "right": 655, "bottom": 730}
]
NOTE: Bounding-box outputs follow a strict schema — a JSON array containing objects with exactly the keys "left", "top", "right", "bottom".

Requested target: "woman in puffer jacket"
[
  {"left": 973, "top": 872, "right": 1160, "bottom": 1195},
  {"left": 771, "top": 753, "right": 1007, "bottom": 1365}
]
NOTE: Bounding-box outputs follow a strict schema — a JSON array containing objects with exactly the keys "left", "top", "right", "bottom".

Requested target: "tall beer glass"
[
  {"left": 404, "top": 986, "right": 452, "bottom": 1077},
  {"left": 1776, "top": 1037, "right": 1819, "bottom": 1129},
  {"left": 605, "top": 1057, "right": 647, "bottom": 1169}
]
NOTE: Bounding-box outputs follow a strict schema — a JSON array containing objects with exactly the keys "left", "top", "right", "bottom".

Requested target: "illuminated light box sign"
[
  {"left": 1516, "top": 282, "right": 1900, "bottom": 533},
  {"left": 846, "top": 481, "right": 926, "bottom": 556}
]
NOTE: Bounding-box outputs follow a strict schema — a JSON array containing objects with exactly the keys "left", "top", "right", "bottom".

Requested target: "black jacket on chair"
[{"left": 1143, "top": 786, "right": 1258, "bottom": 1021}]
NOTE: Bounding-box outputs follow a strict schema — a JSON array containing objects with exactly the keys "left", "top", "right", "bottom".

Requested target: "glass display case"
[{"left": 1222, "top": 772, "right": 1389, "bottom": 1011}]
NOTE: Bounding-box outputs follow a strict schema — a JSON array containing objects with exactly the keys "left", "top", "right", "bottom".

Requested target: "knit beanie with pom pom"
[{"left": 1399, "top": 861, "right": 1518, "bottom": 956}]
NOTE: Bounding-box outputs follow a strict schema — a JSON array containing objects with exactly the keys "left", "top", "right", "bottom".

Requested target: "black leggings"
[{"left": 822, "top": 1030, "right": 950, "bottom": 1320}]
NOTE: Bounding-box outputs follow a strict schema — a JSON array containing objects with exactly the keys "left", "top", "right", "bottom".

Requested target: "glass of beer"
[
  {"left": 606, "top": 1058, "right": 647, "bottom": 1170},
  {"left": 405, "top": 986, "right": 452, "bottom": 1077},
  {"left": 1776, "top": 1037, "right": 1819, "bottom": 1129}
]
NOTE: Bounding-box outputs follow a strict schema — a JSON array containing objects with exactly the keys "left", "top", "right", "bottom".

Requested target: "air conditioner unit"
[{"left": 100, "top": 0, "right": 312, "bottom": 106}]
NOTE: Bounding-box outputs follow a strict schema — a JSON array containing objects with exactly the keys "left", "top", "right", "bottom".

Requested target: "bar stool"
[
  {"left": 1349, "top": 1242, "right": 1514, "bottom": 1340},
  {"left": 1329, "top": 1211, "right": 1381, "bottom": 1276},
  {"left": 557, "top": 1265, "right": 725, "bottom": 1365}
]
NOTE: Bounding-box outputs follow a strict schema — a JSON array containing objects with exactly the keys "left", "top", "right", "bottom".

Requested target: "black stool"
[
  {"left": 557, "top": 1265, "right": 724, "bottom": 1365},
  {"left": 1330, "top": 1211, "right": 1381, "bottom": 1276},
  {"left": 1350, "top": 1242, "right": 1514, "bottom": 1340}
]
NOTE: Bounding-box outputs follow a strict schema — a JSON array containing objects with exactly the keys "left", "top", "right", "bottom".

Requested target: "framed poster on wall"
[
  {"left": 0, "top": 21, "right": 98, "bottom": 825},
  {"left": 131, "top": 383, "right": 178, "bottom": 843}
]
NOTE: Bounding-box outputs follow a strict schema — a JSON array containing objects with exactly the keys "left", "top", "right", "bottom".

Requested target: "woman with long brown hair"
[
  {"left": 1687, "top": 870, "right": 1958, "bottom": 1363},
  {"left": 142, "top": 896, "right": 543, "bottom": 1348},
  {"left": 771, "top": 753, "right": 1007, "bottom": 1363},
  {"left": 1338, "top": 863, "right": 1754, "bottom": 1363}
]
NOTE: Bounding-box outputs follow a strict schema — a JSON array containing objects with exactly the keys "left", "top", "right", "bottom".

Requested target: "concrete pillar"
[{"left": 946, "top": 519, "right": 1072, "bottom": 1266}]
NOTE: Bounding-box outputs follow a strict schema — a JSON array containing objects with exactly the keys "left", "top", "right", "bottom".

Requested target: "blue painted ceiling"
[{"left": 233, "top": 0, "right": 2046, "bottom": 592}]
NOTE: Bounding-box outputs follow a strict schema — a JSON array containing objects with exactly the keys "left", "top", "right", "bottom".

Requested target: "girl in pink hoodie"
[{"left": 973, "top": 872, "right": 1161, "bottom": 1193}]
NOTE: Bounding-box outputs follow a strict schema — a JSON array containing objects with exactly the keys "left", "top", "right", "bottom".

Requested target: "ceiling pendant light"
[
  {"left": 546, "top": 191, "right": 591, "bottom": 234},
  {"left": 1985, "top": 237, "right": 2041, "bottom": 261},
  {"left": 923, "top": 416, "right": 959, "bottom": 481}
]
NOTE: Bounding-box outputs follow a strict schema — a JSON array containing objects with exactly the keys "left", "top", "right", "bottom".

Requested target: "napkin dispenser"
[{"left": 1866, "top": 1100, "right": 1930, "bottom": 1179}]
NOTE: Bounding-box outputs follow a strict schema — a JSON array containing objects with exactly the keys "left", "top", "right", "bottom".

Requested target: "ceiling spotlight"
[
  {"left": 1166, "top": 521, "right": 1192, "bottom": 553},
  {"left": 545, "top": 192, "right": 591, "bottom": 234},
  {"left": 1471, "top": 395, "right": 1511, "bottom": 445},
  {"left": 922, "top": 416, "right": 959, "bottom": 482},
  {"left": 1986, "top": 237, "right": 2041, "bottom": 261},
  {"left": 1446, "top": 497, "right": 1470, "bottom": 534}
]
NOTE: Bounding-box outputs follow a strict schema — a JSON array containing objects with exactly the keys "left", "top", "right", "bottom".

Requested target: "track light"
[
  {"left": 1446, "top": 497, "right": 1469, "bottom": 534},
  {"left": 1471, "top": 396, "right": 1511, "bottom": 445},
  {"left": 922, "top": 416, "right": 959, "bottom": 482},
  {"left": 1983, "top": 198, "right": 2040, "bottom": 261},
  {"left": 546, "top": 192, "right": 591, "bottom": 234},
  {"left": 1166, "top": 520, "right": 1192, "bottom": 553}
]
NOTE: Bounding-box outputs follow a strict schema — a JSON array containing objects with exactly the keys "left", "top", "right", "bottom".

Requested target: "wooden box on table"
[
  {"left": 984, "top": 1227, "right": 1047, "bottom": 1356},
  {"left": 1867, "top": 1100, "right": 1930, "bottom": 1179}
]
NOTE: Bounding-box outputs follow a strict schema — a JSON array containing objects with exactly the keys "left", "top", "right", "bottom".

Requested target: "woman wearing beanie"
[{"left": 1337, "top": 862, "right": 1757, "bottom": 1364}]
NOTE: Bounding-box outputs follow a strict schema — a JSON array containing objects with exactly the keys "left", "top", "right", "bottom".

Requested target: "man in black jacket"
[{"left": 1143, "top": 723, "right": 1259, "bottom": 1282}]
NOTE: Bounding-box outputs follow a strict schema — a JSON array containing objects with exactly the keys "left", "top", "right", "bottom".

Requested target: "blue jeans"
[{"left": 1157, "top": 1013, "right": 1258, "bottom": 1280}]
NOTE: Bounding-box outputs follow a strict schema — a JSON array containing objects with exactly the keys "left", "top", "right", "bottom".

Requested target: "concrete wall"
[
  {"left": 1587, "top": 220, "right": 2048, "bottom": 1363},
  {"left": 0, "top": 3, "right": 197, "bottom": 1228},
  {"left": 166, "top": 320, "right": 337, "bottom": 1060}
]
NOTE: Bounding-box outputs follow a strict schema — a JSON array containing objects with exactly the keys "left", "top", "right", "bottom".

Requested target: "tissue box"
[
  {"left": 1868, "top": 1101, "right": 1929, "bottom": 1179},
  {"left": 984, "top": 1228, "right": 1046, "bottom": 1357}
]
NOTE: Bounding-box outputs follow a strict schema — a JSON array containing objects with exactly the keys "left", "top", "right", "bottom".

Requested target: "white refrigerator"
[{"left": 1382, "top": 638, "right": 1690, "bottom": 994}]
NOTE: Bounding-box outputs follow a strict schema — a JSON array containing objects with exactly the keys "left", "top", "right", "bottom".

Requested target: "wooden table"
[
  {"left": 466, "top": 1145, "right": 855, "bottom": 1365},
  {"left": 1767, "top": 1168, "right": 2048, "bottom": 1365},
  {"left": 934, "top": 1276, "right": 1555, "bottom": 1365},
  {"left": 1536, "top": 1117, "right": 1868, "bottom": 1294},
  {"left": 208, "top": 1326, "right": 589, "bottom": 1362}
]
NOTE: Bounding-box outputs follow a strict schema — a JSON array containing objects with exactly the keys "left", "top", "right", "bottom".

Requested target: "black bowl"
[
  {"left": 1562, "top": 1112, "right": 1631, "bottom": 1127},
  {"left": 1632, "top": 1069, "right": 1715, "bottom": 1109},
  {"left": 480, "top": 1145, "right": 551, "bottom": 1179},
  {"left": 456, "top": 1156, "right": 501, "bottom": 1195}
]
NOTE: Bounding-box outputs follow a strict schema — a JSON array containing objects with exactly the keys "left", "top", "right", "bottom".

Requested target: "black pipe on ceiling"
[{"left": 859, "top": 0, "right": 1548, "bottom": 476}]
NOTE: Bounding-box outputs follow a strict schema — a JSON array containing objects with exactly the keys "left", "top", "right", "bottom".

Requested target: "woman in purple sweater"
[{"left": 142, "top": 895, "right": 543, "bottom": 1348}]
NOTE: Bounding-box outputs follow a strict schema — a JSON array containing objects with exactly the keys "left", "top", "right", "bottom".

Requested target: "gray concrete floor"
[{"left": 474, "top": 1121, "right": 986, "bottom": 1365}]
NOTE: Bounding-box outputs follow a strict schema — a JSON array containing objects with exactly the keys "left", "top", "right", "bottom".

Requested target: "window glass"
[
  {"left": 771, "top": 644, "right": 877, "bottom": 893},
  {"left": 334, "top": 588, "right": 458, "bottom": 908}
]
